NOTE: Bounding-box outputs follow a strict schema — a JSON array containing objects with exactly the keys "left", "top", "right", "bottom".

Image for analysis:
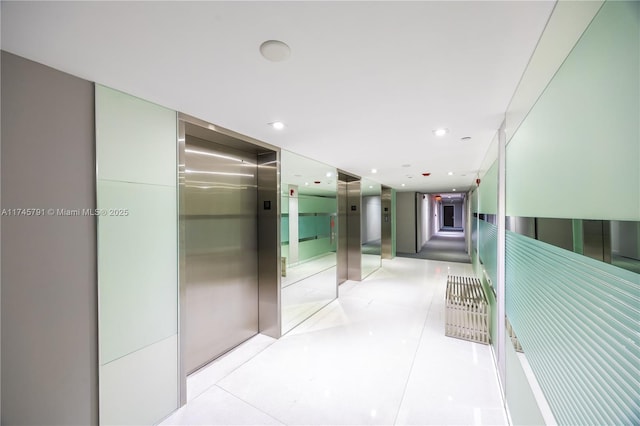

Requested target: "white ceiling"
[{"left": 1, "top": 1, "right": 556, "bottom": 193}]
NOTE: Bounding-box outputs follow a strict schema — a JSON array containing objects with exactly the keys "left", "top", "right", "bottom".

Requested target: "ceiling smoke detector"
[{"left": 260, "top": 40, "right": 291, "bottom": 62}]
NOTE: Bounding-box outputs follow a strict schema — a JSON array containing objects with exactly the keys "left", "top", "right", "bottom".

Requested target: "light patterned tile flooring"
[{"left": 161, "top": 257, "right": 507, "bottom": 426}]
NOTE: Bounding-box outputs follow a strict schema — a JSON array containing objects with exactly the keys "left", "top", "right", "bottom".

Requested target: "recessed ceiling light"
[
  {"left": 371, "top": 168, "right": 377, "bottom": 174},
  {"left": 269, "top": 121, "right": 285, "bottom": 130},
  {"left": 433, "top": 128, "right": 449, "bottom": 137},
  {"left": 452, "top": 188, "right": 456, "bottom": 191},
  {"left": 326, "top": 172, "right": 332, "bottom": 177},
  {"left": 461, "top": 136, "right": 472, "bottom": 141},
  {"left": 401, "top": 183, "right": 406, "bottom": 187},
  {"left": 369, "top": 185, "right": 373, "bottom": 189},
  {"left": 448, "top": 171, "right": 453, "bottom": 176},
  {"left": 259, "top": 40, "right": 291, "bottom": 62},
  {"left": 305, "top": 182, "right": 309, "bottom": 186}
]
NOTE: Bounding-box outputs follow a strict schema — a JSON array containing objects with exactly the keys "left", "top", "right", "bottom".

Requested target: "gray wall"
[
  {"left": 396, "top": 192, "right": 417, "bottom": 253},
  {"left": 454, "top": 200, "right": 463, "bottom": 228},
  {"left": 1, "top": 52, "right": 98, "bottom": 425}
]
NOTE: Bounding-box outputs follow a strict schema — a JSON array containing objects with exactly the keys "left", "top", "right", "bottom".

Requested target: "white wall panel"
[
  {"left": 96, "top": 85, "right": 178, "bottom": 425},
  {"left": 100, "top": 335, "right": 178, "bottom": 426}
]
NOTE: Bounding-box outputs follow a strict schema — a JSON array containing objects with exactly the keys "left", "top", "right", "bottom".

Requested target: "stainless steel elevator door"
[{"left": 184, "top": 137, "right": 259, "bottom": 374}]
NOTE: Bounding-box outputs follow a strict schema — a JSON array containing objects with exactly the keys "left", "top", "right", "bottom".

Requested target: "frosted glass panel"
[
  {"left": 506, "top": 1, "right": 639, "bottom": 220},
  {"left": 96, "top": 85, "right": 178, "bottom": 424},
  {"left": 96, "top": 85, "right": 177, "bottom": 186},
  {"left": 100, "top": 335, "right": 178, "bottom": 425},
  {"left": 506, "top": 230, "right": 640, "bottom": 425},
  {"left": 478, "top": 220, "right": 498, "bottom": 287},
  {"left": 98, "top": 180, "right": 178, "bottom": 363},
  {"left": 478, "top": 161, "right": 498, "bottom": 216}
]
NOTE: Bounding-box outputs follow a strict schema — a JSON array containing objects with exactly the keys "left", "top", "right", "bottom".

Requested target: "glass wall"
[
  {"left": 361, "top": 178, "right": 381, "bottom": 277},
  {"left": 504, "top": 2, "right": 640, "bottom": 424},
  {"left": 96, "top": 86, "right": 179, "bottom": 424},
  {"left": 280, "top": 150, "right": 338, "bottom": 334}
]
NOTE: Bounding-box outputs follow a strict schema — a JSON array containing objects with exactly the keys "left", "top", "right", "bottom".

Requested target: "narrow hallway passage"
[
  {"left": 398, "top": 231, "right": 471, "bottom": 264},
  {"left": 162, "top": 257, "right": 504, "bottom": 425}
]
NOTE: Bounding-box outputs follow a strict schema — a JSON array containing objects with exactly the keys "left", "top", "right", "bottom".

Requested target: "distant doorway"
[{"left": 443, "top": 205, "right": 454, "bottom": 227}]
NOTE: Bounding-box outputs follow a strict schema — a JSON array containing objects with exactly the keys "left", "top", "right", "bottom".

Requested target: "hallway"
[
  {"left": 162, "top": 257, "right": 505, "bottom": 425},
  {"left": 399, "top": 231, "right": 471, "bottom": 264}
]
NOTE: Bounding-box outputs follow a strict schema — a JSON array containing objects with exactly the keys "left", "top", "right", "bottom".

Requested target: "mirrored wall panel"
[
  {"left": 281, "top": 151, "right": 338, "bottom": 334},
  {"left": 361, "top": 179, "right": 381, "bottom": 278}
]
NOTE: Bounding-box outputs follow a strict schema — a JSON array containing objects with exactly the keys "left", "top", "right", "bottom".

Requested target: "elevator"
[
  {"left": 337, "top": 172, "right": 362, "bottom": 283},
  {"left": 178, "top": 116, "right": 280, "bottom": 387}
]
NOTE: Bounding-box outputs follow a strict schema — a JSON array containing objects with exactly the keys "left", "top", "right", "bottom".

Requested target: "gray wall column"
[
  {"left": 1, "top": 51, "right": 98, "bottom": 425},
  {"left": 396, "top": 192, "right": 417, "bottom": 253}
]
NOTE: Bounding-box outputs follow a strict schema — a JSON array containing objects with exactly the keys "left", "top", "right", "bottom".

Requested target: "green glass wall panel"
[
  {"left": 299, "top": 214, "right": 333, "bottom": 240},
  {"left": 478, "top": 162, "right": 498, "bottom": 216},
  {"left": 95, "top": 85, "right": 178, "bottom": 424},
  {"left": 299, "top": 238, "right": 334, "bottom": 261},
  {"left": 507, "top": 0, "right": 639, "bottom": 221},
  {"left": 506, "top": 230, "right": 640, "bottom": 425},
  {"left": 299, "top": 195, "right": 337, "bottom": 214},
  {"left": 478, "top": 220, "right": 498, "bottom": 287},
  {"left": 281, "top": 215, "right": 289, "bottom": 243}
]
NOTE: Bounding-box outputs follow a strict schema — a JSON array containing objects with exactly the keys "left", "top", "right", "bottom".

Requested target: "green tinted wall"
[
  {"left": 504, "top": 2, "right": 640, "bottom": 424},
  {"left": 507, "top": 0, "right": 639, "bottom": 221}
]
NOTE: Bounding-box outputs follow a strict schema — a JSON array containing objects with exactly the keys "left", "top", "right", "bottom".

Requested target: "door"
[
  {"left": 184, "top": 137, "right": 259, "bottom": 373},
  {"left": 443, "top": 205, "right": 455, "bottom": 227}
]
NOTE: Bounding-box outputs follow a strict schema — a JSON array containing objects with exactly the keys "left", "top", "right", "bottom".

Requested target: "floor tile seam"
[
  {"left": 391, "top": 282, "right": 438, "bottom": 426},
  {"left": 194, "top": 337, "right": 278, "bottom": 400},
  {"left": 360, "top": 296, "right": 436, "bottom": 316},
  {"left": 281, "top": 298, "right": 337, "bottom": 336},
  {"left": 214, "top": 384, "right": 289, "bottom": 425}
]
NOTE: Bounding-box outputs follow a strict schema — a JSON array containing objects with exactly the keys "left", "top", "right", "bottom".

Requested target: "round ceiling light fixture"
[
  {"left": 433, "top": 128, "right": 449, "bottom": 137},
  {"left": 260, "top": 40, "right": 291, "bottom": 62},
  {"left": 269, "top": 121, "right": 285, "bottom": 130}
]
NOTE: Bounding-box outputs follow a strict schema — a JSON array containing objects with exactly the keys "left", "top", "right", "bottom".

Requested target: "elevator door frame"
[
  {"left": 337, "top": 171, "right": 362, "bottom": 283},
  {"left": 177, "top": 114, "right": 281, "bottom": 405}
]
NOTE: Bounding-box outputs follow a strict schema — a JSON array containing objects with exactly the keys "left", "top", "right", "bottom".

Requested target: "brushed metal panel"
[
  {"left": 337, "top": 177, "right": 348, "bottom": 284},
  {"left": 381, "top": 187, "right": 392, "bottom": 259},
  {"left": 583, "top": 220, "right": 608, "bottom": 262},
  {"left": 347, "top": 180, "right": 362, "bottom": 281},
  {"left": 1, "top": 52, "right": 98, "bottom": 425},
  {"left": 257, "top": 151, "right": 281, "bottom": 338},
  {"left": 184, "top": 137, "right": 259, "bottom": 374},
  {"left": 177, "top": 120, "right": 187, "bottom": 405}
]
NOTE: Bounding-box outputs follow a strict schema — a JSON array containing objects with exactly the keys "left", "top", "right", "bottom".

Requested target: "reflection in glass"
[
  {"left": 506, "top": 216, "right": 640, "bottom": 275},
  {"left": 280, "top": 150, "right": 337, "bottom": 334},
  {"left": 361, "top": 179, "right": 381, "bottom": 278}
]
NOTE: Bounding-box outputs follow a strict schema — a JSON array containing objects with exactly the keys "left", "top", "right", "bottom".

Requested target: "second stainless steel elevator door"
[{"left": 184, "top": 137, "right": 259, "bottom": 374}]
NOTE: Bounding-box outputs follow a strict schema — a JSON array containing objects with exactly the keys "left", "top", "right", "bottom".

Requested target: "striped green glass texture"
[
  {"left": 506, "top": 230, "right": 639, "bottom": 425},
  {"left": 478, "top": 220, "right": 498, "bottom": 286}
]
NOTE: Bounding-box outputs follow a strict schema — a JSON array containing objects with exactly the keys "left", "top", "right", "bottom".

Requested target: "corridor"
[{"left": 162, "top": 257, "right": 506, "bottom": 425}]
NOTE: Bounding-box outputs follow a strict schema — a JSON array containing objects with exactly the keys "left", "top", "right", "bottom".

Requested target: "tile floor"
[{"left": 161, "top": 257, "right": 507, "bottom": 426}]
